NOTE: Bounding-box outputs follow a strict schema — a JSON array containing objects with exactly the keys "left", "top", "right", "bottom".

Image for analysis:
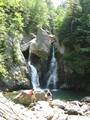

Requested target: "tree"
[
  {"left": 23, "top": 0, "right": 49, "bottom": 33},
  {"left": 0, "top": 0, "right": 50, "bottom": 78},
  {"left": 55, "top": 0, "right": 90, "bottom": 90}
]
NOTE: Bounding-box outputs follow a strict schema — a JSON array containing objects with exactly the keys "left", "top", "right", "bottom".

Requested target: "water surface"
[{"left": 52, "top": 89, "right": 90, "bottom": 101}]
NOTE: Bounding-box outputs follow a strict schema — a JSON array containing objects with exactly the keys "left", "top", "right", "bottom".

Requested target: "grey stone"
[{"left": 81, "top": 97, "right": 90, "bottom": 103}]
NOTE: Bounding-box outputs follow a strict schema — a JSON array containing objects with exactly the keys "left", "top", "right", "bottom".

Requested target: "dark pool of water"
[{"left": 52, "top": 89, "right": 90, "bottom": 101}]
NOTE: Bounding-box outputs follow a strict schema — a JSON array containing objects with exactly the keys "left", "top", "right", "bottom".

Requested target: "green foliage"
[
  {"left": 55, "top": 0, "right": 90, "bottom": 89},
  {"left": 23, "top": 0, "right": 49, "bottom": 33},
  {"left": 0, "top": 54, "right": 7, "bottom": 77},
  {"left": 55, "top": 7, "right": 66, "bottom": 36},
  {"left": 0, "top": 0, "right": 50, "bottom": 78}
]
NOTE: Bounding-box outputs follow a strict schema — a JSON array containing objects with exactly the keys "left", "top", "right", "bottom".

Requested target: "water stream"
[
  {"left": 27, "top": 44, "right": 58, "bottom": 89},
  {"left": 27, "top": 46, "right": 40, "bottom": 89},
  {"left": 28, "top": 61, "right": 40, "bottom": 89},
  {"left": 47, "top": 46, "right": 58, "bottom": 89}
]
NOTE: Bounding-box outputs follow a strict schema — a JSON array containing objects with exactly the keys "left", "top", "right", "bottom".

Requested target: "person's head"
[
  {"left": 32, "top": 88, "right": 34, "bottom": 91},
  {"left": 48, "top": 89, "right": 51, "bottom": 92}
]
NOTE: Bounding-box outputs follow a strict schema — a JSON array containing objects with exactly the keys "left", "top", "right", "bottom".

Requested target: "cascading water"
[
  {"left": 28, "top": 61, "right": 40, "bottom": 89},
  {"left": 27, "top": 47, "right": 40, "bottom": 89},
  {"left": 47, "top": 45, "right": 58, "bottom": 89}
]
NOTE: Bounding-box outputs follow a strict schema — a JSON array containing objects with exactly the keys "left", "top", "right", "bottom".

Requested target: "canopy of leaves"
[{"left": 55, "top": 0, "right": 90, "bottom": 89}]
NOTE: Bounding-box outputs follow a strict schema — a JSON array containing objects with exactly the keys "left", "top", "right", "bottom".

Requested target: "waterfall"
[
  {"left": 27, "top": 47, "right": 40, "bottom": 89},
  {"left": 47, "top": 46, "right": 58, "bottom": 89},
  {"left": 28, "top": 61, "right": 40, "bottom": 89}
]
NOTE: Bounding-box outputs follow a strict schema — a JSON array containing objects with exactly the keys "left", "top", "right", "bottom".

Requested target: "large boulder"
[
  {"left": 14, "top": 89, "right": 45, "bottom": 106},
  {"left": 51, "top": 99, "right": 66, "bottom": 109},
  {"left": 31, "top": 101, "right": 54, "bottom": 120},
  {"left": 65, "top": 101, "right": 83, "bottom": 115},
  {"left": 21, "top": 28, "right": 55, "bottom": 60},
  {"left": 14, "top": 91, "right": 32, "bottom": 106},
  {"left": 36, "top": 28, "right": 51, "bottom": 58}
]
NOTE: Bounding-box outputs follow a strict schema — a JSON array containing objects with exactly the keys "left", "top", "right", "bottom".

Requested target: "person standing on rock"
[
  {"left": 29, "top": 89, "right": 36, "bottom": 104},
  {"left": 45, "top": 89, "right": 53, "bottom": 106}
]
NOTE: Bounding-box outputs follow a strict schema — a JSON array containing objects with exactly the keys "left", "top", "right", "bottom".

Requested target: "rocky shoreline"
[{"left": 0, "top": 91, "right": 90, "bottom": 120}]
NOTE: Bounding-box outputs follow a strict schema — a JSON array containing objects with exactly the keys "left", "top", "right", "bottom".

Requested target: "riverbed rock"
[
  {"left": 81, "top": 96, "right": 90, "bottom": 103},
  {"left": 32, "top": 101, "right": 54, "bottom": 120},
  {"left": 1, "top": 92, "right": 90, "bottom": 120},
  {"left": 52, "top": 114, "right": 68, "bottom": 120},
  {"left": 14, "top": 91, "right": 32, "bottom": 106},
  {"left": 0, "top": 92, "right": 47, "bottom": 120},
  {"left": 70, "top": 100, "right": 83, "bottom": 106},
  {"left": 14, "top": 89, "right": 45, "bottom": 105},
  {"left": 81, "top": 104, "right": 89, "bottom": 113},
  {"left": 51, "top": 99, "right": 66, "bottom": 109},
  {"left": 67, "top": 115, "right": 90, "bottom": 120},
  {"left": 85, "top": 111, "right": 90, "bottom": 116},
  {"left": 65, "top": 101, "right": 83, "bottom": 115}
]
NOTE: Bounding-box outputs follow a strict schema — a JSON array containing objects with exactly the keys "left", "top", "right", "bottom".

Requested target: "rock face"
[
  {"left": 21, "top": 28, "right": 55, "bottom": 60},
  {"left": 36, "top": 28, "right": 51, "bottom": 59},
  {"left": 3, "top": 37, "right": 29, "bottom": 89},
  {"left": 2, "top": 28, "right": 57, "bottom": 89},
  {"left": 21, "top": 28, "right": 57, "bottom": 87}
]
